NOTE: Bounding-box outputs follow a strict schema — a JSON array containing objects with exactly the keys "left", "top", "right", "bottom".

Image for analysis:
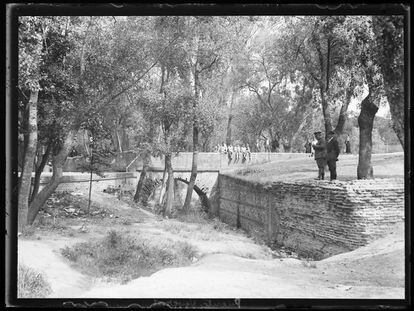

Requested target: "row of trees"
[{"left": 17, "top": 15, "right": 404, "bottom": 230}]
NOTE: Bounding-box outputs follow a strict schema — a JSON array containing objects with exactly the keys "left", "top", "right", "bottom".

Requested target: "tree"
[
  {"left": 289, "top": 16, "right": 357, "bottom": 138},
  {"left": 344, "top": 16, "right": 385, "bottom": 179},
  {"left": 18, "top": 16, "right": 48, "bottom": 230},
  {"left": 19, "top": 16, "right": 171, "bottom": 226},
  {"left": 372, "top": 16, "right": 404, "bottom": 149},
  {"left": 78, "top": 115, "right": 114, "bottom": 214}
]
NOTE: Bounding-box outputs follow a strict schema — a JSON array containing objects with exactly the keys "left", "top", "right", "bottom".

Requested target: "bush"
[
  {"left": 18, "top": 264, "right": 52, "bottom": 298},
  {"left": 61, "top": 230, "right": 198, "bottom": 283}
]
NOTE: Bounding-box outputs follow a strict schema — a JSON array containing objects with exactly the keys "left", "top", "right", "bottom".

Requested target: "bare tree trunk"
[
  {"left": 134, "top": 153, "right": 150, "bottom": 203},
  {"left": 116, "top": 129, "right": 122, "bottom": 153},
  {"left": 86, "top": 169, "right": 93, "bottom": 214},
  {"left": 27, "top": 130, "right": 76, "bottom": 225},
  {"left": 226, "top": 89, "right": 236, "bottom": 145},
  {"left": 334, "top": 88, "right": 352, "bottom": 135},
  {"left": 357, "top": 92, "right": 378, "bottom": 179},
  {"left": 158, "top": 163, "right": 168, "bottom": 206},
  {"left": 163, "top": 153, "right": 174, "bottom": 217},
  {"left": 320, "top": 89, "right": 333, "bottom": 135},
  {"left": 183, "top": 63, "right": 200, "bottom": 212},
  {"left": 30, "top": 141, "right": 52, "bottom": 203},
  {"left": 183, "top": 125, "right": 199, "bottom": 212},
  {"left": 18, "top": 91, "right": 38, "bottom": 230}
]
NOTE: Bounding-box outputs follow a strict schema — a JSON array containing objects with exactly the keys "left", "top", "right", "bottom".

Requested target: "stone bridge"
[
  {"left": 43, "top": 152, "right": 305, "bottom": 211},
  {"left": 128, "top": 152, "right": 306, "bottom": 211}
]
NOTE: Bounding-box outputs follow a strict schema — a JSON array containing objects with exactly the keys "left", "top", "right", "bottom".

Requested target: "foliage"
[
  {"left": 60, "top": 230, "right": 198, "bottom": 283},
  {"left": 18, "top": 263, "right": 52, "bottom": 298}
]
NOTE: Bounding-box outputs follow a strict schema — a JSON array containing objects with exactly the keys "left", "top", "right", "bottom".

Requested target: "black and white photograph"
[{"left": 5, "top": 3, "right": 410, "bottom": 308}]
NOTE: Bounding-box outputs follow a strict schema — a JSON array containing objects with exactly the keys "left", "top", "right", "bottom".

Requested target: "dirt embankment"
[{"left": 18, "top": 187, "right": 405, "bottom": 299}]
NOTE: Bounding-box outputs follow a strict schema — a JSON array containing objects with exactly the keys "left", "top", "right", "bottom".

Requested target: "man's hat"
[{"left": 313, "top": 131, "right": 322, "bottom": 135}]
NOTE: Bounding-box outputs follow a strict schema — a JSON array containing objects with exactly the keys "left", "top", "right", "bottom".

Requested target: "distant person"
[
  {"left": 217, "top": 144, "right": 221, "bottom": 153},
  {"left": 246, "top": 143, "right": 251, "bottom": 161},
  {"left": 304, "top": 139, "right": 312, "bottom": 154},
  {"left": 221, "top": 142, "right": 227, "bottom": 154},
  {"left": 234, "top": 144, "right": 240, "bottom": 162},
  {"left": 265, "top": 138, "right": 271, "bottom": 153},
  {"left": 345, "top": 134, "right": 351, "bottom": 154},
  {"left": 312, "top": 131, "right": 327, "bottom": 180},
  {"left": 227, "top": 144, "right": 233, "bottom": 164},
  {"left": 326, "top": 130, "right": 340, "bottom": 180},
  {"left": 241, "top": 144, "right": 247, "bottom": 163},
  {"left": 310, "top": 136, "right": 317, "bottom": 157}
]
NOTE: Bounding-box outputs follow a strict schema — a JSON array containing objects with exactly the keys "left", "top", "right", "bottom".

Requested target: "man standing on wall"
[
  {"left": 312, "top": 131, "right": 326, "bottom": 180},
  {"left": 326, "top": 130, "right": 340, "bottom": 181}
]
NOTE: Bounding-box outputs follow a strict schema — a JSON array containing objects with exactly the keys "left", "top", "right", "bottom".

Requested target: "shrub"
[
  {"left": 60, "top": 230, "right": 198, "bottom": 283},
  {"left": 20, "top": 226, "right": 36, "bottom": 238},
  {"left": 18, "top": 264, "right": 52, "bottom": 298}
]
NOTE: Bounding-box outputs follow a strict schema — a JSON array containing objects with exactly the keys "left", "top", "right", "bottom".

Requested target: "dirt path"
[
  {"left": 18, "top": 239, "right": 93, "bottom": 298},
  {"left": 18, "top": 190, "right": 405, "bottom": 299}
]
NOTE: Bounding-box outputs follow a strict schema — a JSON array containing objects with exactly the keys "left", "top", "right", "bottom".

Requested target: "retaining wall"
[{"left": 218, "top": 175, "right": 405, "bottom": 259}]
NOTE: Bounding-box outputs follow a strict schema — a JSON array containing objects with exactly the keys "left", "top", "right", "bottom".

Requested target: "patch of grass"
[
  {"left": 60, "top": 229, "right": 198, "bottom": 283},
  {"left": 160, "top": 215, "right": 233, "bottom": 241},
  {"left": 235, "top": 167, "right": 265, "bottom": 176},
  {"left": 175, "top": 209, "right": 209, "bottom": 224},
  {"left": 18, "top": 263, "right": 52, "bottom": 298},
  {"left": 161, "top": 221, "right": 191, "bottom": 235},
  {"left": 20, "top": 225, "right": 36, "bottom": 238}
]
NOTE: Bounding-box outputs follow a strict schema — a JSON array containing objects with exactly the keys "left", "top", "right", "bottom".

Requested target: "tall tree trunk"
[
  {"left": 226, "top": 89, "right": 236, "bottom": 145},
  {"left": 183, "top": 125, "right": 198, "bottom": 212},
  {"left": 183, "top": 63, "right": 200, "bottom": 212},
  {"left": 158, "top": 161, "right": 168, "bottom": 206},
  {"left": 116, "top": 129, "right": 122, "bottom": 153},
  {"left": 87, "top": 168, "right": 93, "bottom": 214},
  {"left": 18, "top": 91, "right": 38, "bottom": 230},
  {"left": 163, "top": 153, "right": 174, "bottom": 217},
  {"left": 134, "top": 153, "right": 150, "bottom": 203},
  {"left": 357, "top": 92, "right": 379, "bottom": 179},
  {"left": 27, "top": 130, "right": 76, "bottom": 225},
  {"left": 320, "top": 89, "right": 333, "bottom": 134},
  {"left": 30, "top": 141, "right": 52, "bottom": 203},
  {"left": 334, "top": 88, "right": 352, "bottom": 135}
]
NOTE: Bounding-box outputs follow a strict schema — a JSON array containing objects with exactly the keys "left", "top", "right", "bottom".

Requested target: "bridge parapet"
[{"left": 127, "top": 152, "right": 305, "bottom": 172}]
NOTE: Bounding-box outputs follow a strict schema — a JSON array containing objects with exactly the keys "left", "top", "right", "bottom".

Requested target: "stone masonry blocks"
[{"left": 218, "top": 174, "right": 404, "bottom": 259}]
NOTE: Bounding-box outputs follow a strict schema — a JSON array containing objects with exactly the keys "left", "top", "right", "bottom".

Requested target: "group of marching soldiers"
[{"left": 216, "top": 142, "right": 251, "bottom": 163}]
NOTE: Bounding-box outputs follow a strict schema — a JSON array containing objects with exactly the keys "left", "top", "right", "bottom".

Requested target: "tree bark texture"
[
  {"left": 183, "top": 124, "right": 199, "bottom": 212},
  {"left": 183, "top": 64, "right": 200, "bottom": 212},
  {"left": 18, "top": 91, "right": 38, "bottom": 230},
  {"left": 27, "top": 130, "right": 76, "bottom": 225},
  {"left": 357, "top": 92, "right": 379, "bottom": 179},
  {"left": 134, "top": 153, "right": 150, "bottom": 203},
  {"left": 163, "top": 153, "right": 174, "bottom": 217},
  {"left": 320, "top": 89, "right": 333, "bottom": 134},
  {"left": 30, "top": 142, "right": 52, "bottom": 203},
  {"left": 226, "top": 89, "right": 236, "bottom": 145},
  {"left": 158, "top": 165, "right": 168, "bottom": 206},
  {"left": 334, "top": 88, "right": 352, "bottom": 135}
]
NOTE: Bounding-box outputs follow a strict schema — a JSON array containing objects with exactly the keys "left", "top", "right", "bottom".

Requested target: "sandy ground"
[{"left": 18, "top": 185, "right": 405, "bottom": 300}]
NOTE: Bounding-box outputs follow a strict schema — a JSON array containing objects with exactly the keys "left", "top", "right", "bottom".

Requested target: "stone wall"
[
  {"left": 218, "top": 175, "right": 405, "bottom": 259},
  {"left": 128, "top": 152, "right": 306, "bottom": 172},
  {"left": 39, "top": 172, "right": 137, "bottom": 193}
]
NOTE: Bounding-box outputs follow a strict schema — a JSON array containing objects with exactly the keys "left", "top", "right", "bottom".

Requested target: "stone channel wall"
[{"left": 218, "top": 175, "right": 405, "bottom": 259}]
